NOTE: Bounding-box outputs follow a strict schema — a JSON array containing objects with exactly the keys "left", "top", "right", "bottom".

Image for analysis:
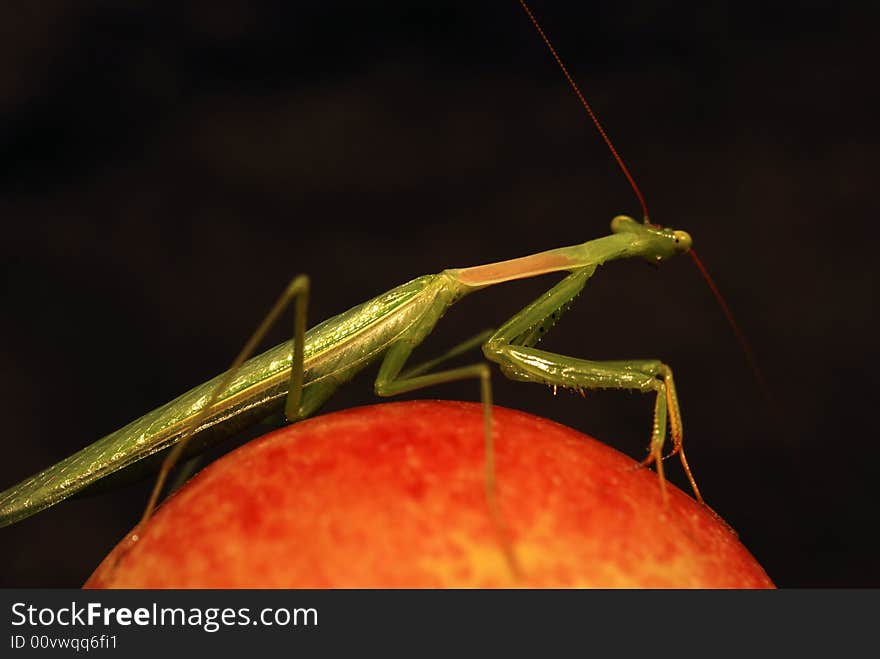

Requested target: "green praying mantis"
[{"left": 0, "top": 2, "right": 751, "bottom": 549}]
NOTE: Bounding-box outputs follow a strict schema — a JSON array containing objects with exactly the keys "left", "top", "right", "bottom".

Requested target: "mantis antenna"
[
  {"left": 517, "top": 0, "right": 651, "bottom": 223},
  {"left": 519, "top": 0, "right": 772, "bottom": 406}
]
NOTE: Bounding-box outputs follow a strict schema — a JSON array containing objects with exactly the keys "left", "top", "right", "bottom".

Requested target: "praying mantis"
[{"left": 0, "top": 2, "right": 758, "bottom": 564}]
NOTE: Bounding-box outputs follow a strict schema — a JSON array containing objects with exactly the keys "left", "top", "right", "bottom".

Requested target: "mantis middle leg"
[{"left": 372, "top": 311, "right": 522, "bottom": 578}]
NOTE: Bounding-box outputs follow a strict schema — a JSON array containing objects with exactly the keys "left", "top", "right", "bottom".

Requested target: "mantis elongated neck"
[
  {"left": 447, "top": 216, "right": 690, "bottom": 289},
  {"left": 447, "top": 233, "right": 638, "bottom": 288}
]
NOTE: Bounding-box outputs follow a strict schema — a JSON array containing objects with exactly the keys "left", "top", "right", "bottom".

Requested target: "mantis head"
[{"left": 610, "top": 215, "right": 692, "bottom": 264}]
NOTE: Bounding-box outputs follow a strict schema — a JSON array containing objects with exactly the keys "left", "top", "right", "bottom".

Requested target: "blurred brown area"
[{"left": 0, "top": 1, "right": 876, "bottom": 587}]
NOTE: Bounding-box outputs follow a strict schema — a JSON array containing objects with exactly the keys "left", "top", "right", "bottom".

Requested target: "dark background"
[{"left": 0, "top": 1, "right": 875, "bottom": 587}]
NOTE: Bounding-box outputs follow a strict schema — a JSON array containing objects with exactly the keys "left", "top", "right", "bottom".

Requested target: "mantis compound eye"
[{"left": 672, "top": 230, "right": 693, "bottom": 252}]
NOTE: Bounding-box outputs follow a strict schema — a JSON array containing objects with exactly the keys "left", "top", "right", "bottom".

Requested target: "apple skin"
[{"left": 84, "top": 401, "right": 774, "bottom": 588}]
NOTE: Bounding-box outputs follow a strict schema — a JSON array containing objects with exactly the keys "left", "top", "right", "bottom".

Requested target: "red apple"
[{"left": 84, "top": 401, "right": 773, "bottom": 588}]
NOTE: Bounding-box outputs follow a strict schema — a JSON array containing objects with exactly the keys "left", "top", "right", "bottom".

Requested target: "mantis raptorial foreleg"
[
  {"left": 482, "top": 266, "right": 704, "bottom": 505},
  {"left": 635, "top": 365, "right": 703, "bottom": 504}
]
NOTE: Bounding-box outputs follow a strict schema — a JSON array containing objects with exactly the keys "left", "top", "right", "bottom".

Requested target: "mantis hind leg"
[
  {"left": 482, "top": 266, "right": 704, "bottom": 505},
  {"left": 140, "top": 275, "right": 315, "bottom": 525}
]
